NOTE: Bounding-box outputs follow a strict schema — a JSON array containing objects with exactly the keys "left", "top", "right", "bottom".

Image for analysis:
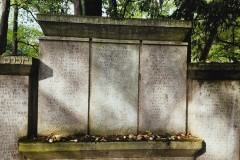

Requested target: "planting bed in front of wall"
[{"left": 19, "top": 133, "right": 204, "bottom": 159}]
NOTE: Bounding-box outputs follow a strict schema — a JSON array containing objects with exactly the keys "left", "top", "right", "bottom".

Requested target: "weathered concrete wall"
[
  {"left": 188, "top": 80, "right": 240, "bottom": 160},
  {"left": 139, "top": 43, "right": 187, "bottom": 134},
  {"left": 188, "top": 64, "right": 240, "bottom": 160},
  {"left": 37, "top": 14, "right": 191, "bottom": 42},
  {"left": 0, "top": 76, "right": 28, "bottom": 160},
  {"left": 38, "top": 39, "right": 89, "bottom": 135},
  {"left": 1, "top": 52, "right": 240, "bottom": 160},
  {"left": 90, "top": 41, "right": 139, "bottom": 135},
  {"left": 38, "top": 38, "right": 188, "bottom": 136},
  {"left": 0, "top": 56, "right": 31, "bottom": 160},
  {"left": 36, "top": 15, "right": 191, "bottom": 137},
  {"left": 3, "top": 16, "right": 240, "bottom": 160}
]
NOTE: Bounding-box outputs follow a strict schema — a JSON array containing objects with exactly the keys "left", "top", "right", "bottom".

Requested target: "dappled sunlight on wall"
[
  {"left": 0, "top": 76, "right": 28, "bottom": 160},
  {"left": 139, "top": 45, "right": 187, "bottom": 134},
  {"left": 38, "top": 40, "right": 89, "bottom": 135},
  {"left": 188, "top": 80, "right": 240, "bottom": 160},
  {"left": 90, "top": 42, "right": 139, "bottom": 135}
]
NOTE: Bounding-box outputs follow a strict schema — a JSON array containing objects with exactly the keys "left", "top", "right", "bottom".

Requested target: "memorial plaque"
[
  {"left": 90, "top": 43, "right": 139, "bottom": 135},
  {"left": 188, "top": 80, "right": 240, "bottom": 160},
  {"left": 0, "top": 76, "right": 28, "bottom": 160},
  {"left": 38, "top": 40, "right": 89, "bottom": 135},
  {"left": 139, "top": 45, "right": 187, "bottom": 134}
]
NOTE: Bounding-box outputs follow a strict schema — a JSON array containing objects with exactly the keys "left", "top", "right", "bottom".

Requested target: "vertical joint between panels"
[
  {"left": 88, "top": 38, "right": 92, "bottom": 135},
  {"left": 186, "top": 60, "right": 189, "bottom": 135},
  {"left": 137, "top": 40, "right": 142, "bottom": 134}
]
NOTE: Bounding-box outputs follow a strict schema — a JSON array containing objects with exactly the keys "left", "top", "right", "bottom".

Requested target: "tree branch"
[
  {"left": 199, "top": 25, "right": 218, "bottom": 61},
  {"left": 217, "top": 38, "right": 240, "bottom": 47},
  {"left": 10, "top": 0, "right": 28, "bottom": 7},
  {"left": 120, "top": 0, "right": 130, "bottom": 18},
  {"left": 18, "top": 40, "right": 38, "bottom": 52},
  {"left": 21, "top": 7, "right": 39, "bottom": 24}
]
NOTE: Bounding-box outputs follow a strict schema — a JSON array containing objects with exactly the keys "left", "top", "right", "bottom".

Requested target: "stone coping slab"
[
  {"left": 37, "top": 14, "right": 191, "bottom": 41},
  {"left": 19, "top": 139, "right": 204, "bottom": 159},
  {"left": 39, "top": 36, "right": 189, "bottom": 46},
  {"left": 0, "top": 56, "right": 34, "bottom": 75},
  {"left": 188, "top": 63, "right": 240, "bottom": 70},
  {"left": 188, "top": 63, "right": 240, "bottom": 80}
]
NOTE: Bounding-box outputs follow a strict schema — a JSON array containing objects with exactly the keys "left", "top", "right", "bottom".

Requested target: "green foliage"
[
  {"left": 172, "top": 0, "right": 240, "bottom": 62},
  {"left": 4, "top": 0, "right": 239, "bottom": 62},
  {"left": 102, "top": 0, "right": 240, "bottom": 62},
  {"left": 6, "top": 22, "right": 43, "bottom": 58},
  {"left": 103, "top": 0, "right": 175, "bottom": 18},
  {"left": 4, "top": 0, "right": 73, "bottom": 57},
  {"left": 13, "top": 0, "right": 72, "bottom": 14},
  {"left": 137, "top": 0, "right": 175, "bottom": 19},
  {"left": 33, "top": 0, "right": 72, "bottom": 14}
]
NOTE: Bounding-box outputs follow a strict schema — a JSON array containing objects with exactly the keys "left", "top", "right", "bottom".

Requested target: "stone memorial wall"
[
  {"left": 38, "top": 38, "right": 188, "bottom": 136},
  {"left": 90, "top": 42, "right": 139, "bottom": 135},
  {"left": 35, "top": 15, "right": 192, "bottom": 138},
  {"left": 0, "top": 56, "right": 30, "bottom": 160},
  {"left": 139, "top": 43, "right": 187, "bottom": 134},
  {"left": 38, "top": 39, "right": 89, "bottom": 135},
  {"left": 188, "top": 64, "right": 240, "bottom": 160},
  {"left": 188, "top": 81, "right": 240, "bottom": 160},
  {"left": 1, "top": 15, "right": 239, "bottom": 160},
  {"left": 0, "top": 76, "right": 28, "bottom": 160}
]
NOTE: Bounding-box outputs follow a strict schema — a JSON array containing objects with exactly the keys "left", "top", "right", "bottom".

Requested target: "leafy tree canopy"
[
  {"left": 1, "top": 0, "right": 72, "bottom": 57},
  {"left": 102, "top": 0, "right": 240, "bottom": 62},
  {"left": 1, "top": 0, "right": 240, "bottom": 62}
]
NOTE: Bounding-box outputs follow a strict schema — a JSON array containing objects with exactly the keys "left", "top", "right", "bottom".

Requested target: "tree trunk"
[
  {"left": 109, "top": 0, "right": 118, "bottom": 17},
  {"left": 74, "top": 0, "right": 102, "bottom": 16},
  {"left": 112, "top": 0, "right": 117, "bottom": 17},
  {"left": 85, "top": 0, "right": 102, "bottom": 16},
  {"left": 199, "top": 26, "right": 218, "bottom": 62},
  {"left": 121, "top": 0, "right": 130, "bottom": 18},
  {"left": 0, "top": 0, "right": 10, "bottom": 55},
  {"left": 12, "top": 2, "right": 19, "bottom": 56},
  {"left": 74, "top": 0, "right": 83, "bottom": 15}
]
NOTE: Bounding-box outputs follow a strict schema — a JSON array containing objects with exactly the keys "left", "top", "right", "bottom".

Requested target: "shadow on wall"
[
  {"left": 0, "top": 121, "right": 26, "bottom": 160},
  {"left": 39, "top": 89, "right": 88, "bottom": 135},
  {"left": 36, "top": 43, "right": 188, "bottom": 136},
  {"left": 29, "top": 60, "right": 87, "bottom": 136},
  {"left": 188, "top": 80, "right": 240, "bottom": 160},
  {"left": 36, "top": 40, "right": 91, "bottom": 136},
  {"left": 139, "top": 45, "right": 187, "bottom": 134},
  {"left": 0, "top": 76, "right": 29, "bottom": 160},
  {"left": 90, "top": 43, "right": 139, "bottom": 134},
  {"left": 194, "top": 141, "right": 206, "bottom": 159},
  {"left": 38, "top": 61, "right": 53, "bottom": 81}
]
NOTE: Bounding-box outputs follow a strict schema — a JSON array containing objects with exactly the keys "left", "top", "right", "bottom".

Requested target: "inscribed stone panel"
[
  {"left": 139, "top": 45, "right": 187, "bottom": 134},
  {"left": 38, "top": 40, "right": 89, "bottom": 135},
  {"left": 188, "top": 80, "right": 240, "bottom": 160},
  {"left": 90, "top": 43, "right": 139, "bottom": 135},
  {"left": 0, "top": 76, "right": 28, "bottom": 160}
]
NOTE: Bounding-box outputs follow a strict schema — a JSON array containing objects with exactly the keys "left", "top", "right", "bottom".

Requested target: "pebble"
[{"left": 49, "top": 138, "right": 53, "bottom": 143}]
